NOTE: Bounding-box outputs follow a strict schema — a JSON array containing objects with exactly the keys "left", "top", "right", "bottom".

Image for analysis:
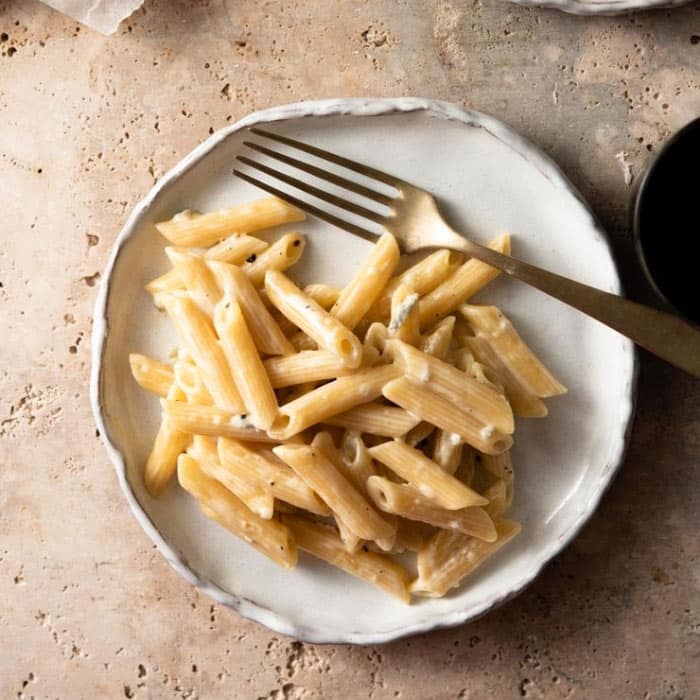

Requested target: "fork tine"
[
  {"left": 251, "top": 127, "right": 407, "bottom": 189},
  {"left": 237, "top": 155, "right": 387, "bottom": 225},
  {"left": 233, "top": 169, "right": 380, "bottom": 244},
  {"left": 243, "top": 141, "right": 393, "bottom": 207}
]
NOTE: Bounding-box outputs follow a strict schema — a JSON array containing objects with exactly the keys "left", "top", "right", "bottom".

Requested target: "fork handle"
[{"left": 456, "top": 238, "right": 700, "bottom": 378}]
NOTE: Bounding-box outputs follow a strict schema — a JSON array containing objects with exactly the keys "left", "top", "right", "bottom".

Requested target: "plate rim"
[
  {"left": 504, "top": 0, "right": 690, "bottom": 14},
  {"left": 90, "top": 97, "right": 637, "bottom": 644}
]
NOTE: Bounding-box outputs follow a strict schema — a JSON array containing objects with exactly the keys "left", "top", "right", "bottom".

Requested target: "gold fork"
[{"left": 234, "top": 127, "right": 700, "bottom": 378}]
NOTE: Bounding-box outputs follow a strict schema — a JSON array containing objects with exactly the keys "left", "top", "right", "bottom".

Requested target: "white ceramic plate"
[
  {"left": 505, "top": 0, "right": 690, "bottom": 13},
  {"left": 91, "top": 98, "right": 636, "bottom": 644}
]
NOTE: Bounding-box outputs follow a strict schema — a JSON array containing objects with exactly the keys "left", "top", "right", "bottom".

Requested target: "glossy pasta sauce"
[{"left": 635, "top": 118, "right": 700, "bottom": 325}]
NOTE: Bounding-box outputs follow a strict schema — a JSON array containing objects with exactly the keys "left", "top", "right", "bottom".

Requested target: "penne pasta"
[
  {"left": 411, "top": 519, "right": 521, "bottom": 597},
  {"left": 419, "top": 316, "right": 455, "bottom": 360},
  {"left": 282, "top": 514, "right": 410, "bottom": 603},
  {"left": 331, "top": 233, "right": 400, "bottom": 330},
  {"left": 460, "top": 304, "right": 567, "bottom": 398},
  {"left": 304, "top": 283, "right": 341, "bottom": 310},
  {"left": 214, "top": 298, "right": 278, "bottom": 430},
  {"left": 431, "top": 429, "right": 463, "bottom": 475},
  {"left": 177, "top": 453, "right": 297, "bottom": 568},
  {"left": 326, "top": 402, "right": 422, "bottom": 438},
  {"left": 273, "top": 444, "right": 394, "bottom": 542},
  {"left": 382, "top": 377, "right": 513, "bottom": 455},
  {"left": 242, "top": 233, "right": 306, "bottom": 287},
  {"left": 155, "top": 196, "right": 305, "bottom": 247},
  {"left": 387, "top": 339, "right": 514, "bottom": 434},
  {"left": 218, "top": 438, "right": 329, "bottom": 516},
  {"left": 161, "top": 294, "right": 244, "bottom": 412},
  {"left": 366, "top": 249, "right": 463, "bottom": 322},
  {"left": 466, "top": 335, "right": 548, "bottom": 417},
  {"left": 161, "top": 399, "right": 276, "bottom": 442},
  {"left": 418, "top": 233, "right": 511, "bottom": 327},
  {"left": 165, "top": 247, "right": 221, "bottom": 317},
  {"left": 366, "top": 476, "right": 497, "bottom": 542},
  {"left": 190, "top": 436, "right": 273, "bottom": 519},
  {"left": 173, "top": 358, "right": 212, "bottom": 405},
  {"left": 145, "top": 266, "right": 184, "bottom": 296},
  {"left": 129, "top": 353, "right": 174, "bottom": 397},
  {"left": 480, "top": 450, "right": 514, "bottom": 483},
  {"left": 404, "top": 421, "right": 435, "bottom": 448},
  {"left": 369, "top": 439, "right": 488, "bottom": 510},
  {"left": 269, "top": 364, "right": 402, "bottom": 439},
  {"left": 263, "top": 347, "right": 379, "bottom": 389},
  {"left": 205, "top": 233, "right": 269, "bottom": 264},
  {"left": 207, "top": 260, "right": 293, "bottom": 357},
  {"left": 131, "top": 195, "right": 568, "bottom": 601},
  {"left": 143, "top": 384, "right": 189, "bottom": 497},
  {"left": 483, "top": 479, "right": 513, "bottom": 519},
  {"left": 265, "top": 270, "right": 363, "bottom": 369}
]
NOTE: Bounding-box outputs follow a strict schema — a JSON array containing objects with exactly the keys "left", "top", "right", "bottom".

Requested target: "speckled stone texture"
[{"left": 1, "top": 1, "right": 699, "bottom": 698}]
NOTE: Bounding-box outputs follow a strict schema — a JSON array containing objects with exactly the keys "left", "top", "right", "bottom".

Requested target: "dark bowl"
[{"left": 632, "top": 116, "right": 700, "bottom": 327}]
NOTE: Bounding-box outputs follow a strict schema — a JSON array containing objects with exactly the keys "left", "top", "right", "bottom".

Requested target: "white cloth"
[{"left": 41, "top": 0, "right": 145, "bottom": 35}]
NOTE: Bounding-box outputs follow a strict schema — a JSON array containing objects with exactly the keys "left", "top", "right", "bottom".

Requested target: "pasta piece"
[
  {"left": 304, "top": 283, "right": 341, "bottom": 310},
  {"left": 431, "top": 429, "right": 463, "bottom": 475},
  {"left": 404, "top": 421, "right": 434, "bottom": 447},
  {"left": 455, "top": 446, "right": 477, "bottom": 487},
  {"left": 155, "top": 197, "right": 305, "bottom": 247},
  {"left": 190, "top": 436, "right": 273, "bottom": 519},
  {"left": 282, "top": 514, "right": 410, "bottom": 603},
  {"left": 383, "top": 377, "right": 513, "bottom": 455},
  {"left": 265, "top": 270, "right": 363, "bottom": 369},
  {"left": 214, "top": 298, "right": 278, "bottom": 430},
  {"left": 165, "top": 247, "right": 221, "bottom": 317},
  {"left": 419, "top": 316, "right": 455, "bottom": 360},
  {"left": 177, "top": 454, "right": 297, "bottom": 568},
  {"left": 480, "top": 450, "right": 514, "bottom": 483},
  {"left": 364, "top": 322, "right": 389, "bottom": 354},
  {"left": 218, "top": 438, "right": 329, "bottom": 516},
  {"left": 144, "top": 384, "right": 189, "bottom": 497},
  {"left": 205, "top": 233, "right": 269, "bottom": 264},
  {"left": 263, "top": 347, "right": 379, "bottom": 389},
  {"left": 269, "top": 364, "right": 402, "bottom": 439},
  {"left": 466, "top": 335, "right": 547, "bottom": 417},
  {"left": 242, "top": 233, "right": 306, "bottom": 287},
  {"left": 145, "top": 267, "right": 183, "bottom": 296},
  {"left": 388, "top": 284, "right": 420, "bottom": 345},
  {"left": 161, "top": 294, "right": 244, "bottom": 412},
  {"left": 331, "top": 233, "right": 400, "bottom": 330},
  {"left": 386, "top": 339, "right": 514, "bottom": 434},
  {"left": 129, "top": 353, "right": 174, "bottom": 397},
  {"left": 326, "top": 402, "right": 421, "bottom": 438},
  {"left": 339, "top": 431, "right": 377, "bottom": 497},
  {"left": 482, "top": 479, "right": 513, "bottom": 518},
  {"left": 366, "top": 249, "right": 463, "bottom": 322},
  {"left": 173, "top": 358, "right": 212, "bottom": 405},
  {"left": 366, "top": 476, "right": 497, "bottom": 542},
  {"left": 460, "top": 304, "right": 567, "bottom": 397},
  {"left": 368, "top": 439, "right": 487, "bottom": 510},
  {"left": 411, "top": 519, "right": 521, "bottom": 597},
  {"left": 207, "top": 260, "right": 293, "bottom": 357},
  {"left": 273, "top": 444, "right": 394, "bottom": 542},
  {"left": 454, "top": 347, "right": 504, "bottom": 393},
  {"left": 393, "top": 520, "right": 435, "bottom": 553},
  {"left": 161, "top": 399, "right": 275, "bottom": 442},
  {"left": 306, "top": 432, "right": 365, "bottom": 552},
  {"left": 418, "top": 234, "right": 511, "bottom": 327}
]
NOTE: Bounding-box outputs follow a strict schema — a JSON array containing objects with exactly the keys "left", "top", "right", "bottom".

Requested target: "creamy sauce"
[{"left": 388, "top": 293, "right": 419, "bottom": 333}]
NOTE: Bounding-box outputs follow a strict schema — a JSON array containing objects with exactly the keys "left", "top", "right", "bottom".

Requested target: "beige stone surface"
[{"left": 1, "top": 0, "right": 699, "bottom": 698}]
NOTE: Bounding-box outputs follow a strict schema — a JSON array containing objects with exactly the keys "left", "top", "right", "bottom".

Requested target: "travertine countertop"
[{"left": 1, "top": 1, "right": 698, "bottom": 698}]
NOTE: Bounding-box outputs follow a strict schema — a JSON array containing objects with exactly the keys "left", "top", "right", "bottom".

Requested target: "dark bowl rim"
[{"left": 632, "top": 115, "right": 700, "bottom": 323}]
